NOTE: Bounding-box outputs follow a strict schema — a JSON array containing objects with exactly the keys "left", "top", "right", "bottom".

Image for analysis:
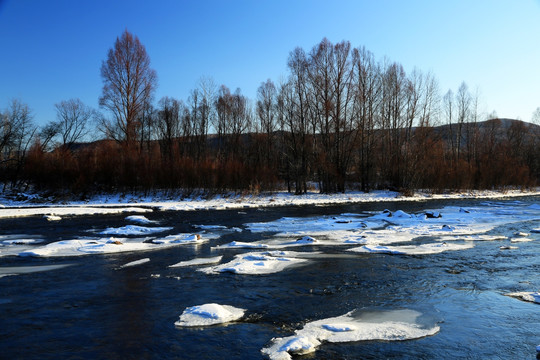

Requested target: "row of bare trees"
[{"left": 2, "top": 32, "right": 539, "bottom": 196}]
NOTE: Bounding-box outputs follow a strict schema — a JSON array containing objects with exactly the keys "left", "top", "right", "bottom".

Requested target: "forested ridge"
[{"left": 1, "top": 32, "right": 539, "bottom": 197}]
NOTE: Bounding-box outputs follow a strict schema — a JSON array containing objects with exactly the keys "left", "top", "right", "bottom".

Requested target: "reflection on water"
[{"left": 0, "top": 196, "right": 539, "bottom": 359}]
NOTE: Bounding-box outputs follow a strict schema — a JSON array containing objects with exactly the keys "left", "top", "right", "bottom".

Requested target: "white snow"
[
  {"left": 348, "top": 242, "right": 473, "bottom": 255},
  {"left": 199, "top": 251, "right": 309, "bottom": 275},
  {"left": 505, "top": 291, "right": 540, "bottom": 304},
  {"left": 151, "top": 233, "right": 204, "bottom": 244},
  {"left": 0, "top": 206, "right": 152, "bottom": 219},
  {"left": 169, "top": 256, "right": 223, "bottom": 268},
  {"left": 509, "top": 237, "right": 533, "bottom": 243},
  {"left": 44, "top": 214, "right": 62, "bottom": 221},
  {"left": 125, "top": 215, "right": 156, "bottom": 225},
  {"left": 98, "top": 225, "right": 172, "bottom": 236},
  {"left": 215, "top": 241, "right": 269, "bottom": 249},
  {"left": 174, "top": 303, "right": 245, "bottom": 327},
  {"left": 18, "top": 233, "right": 208, "bottom": 258},
  {"left": 261, "top": 309, "right": 439, "bottom": 360},
  {"left": 2, "top": 189, "right": 538, "bottom": 219},
  {"left": 119, "top": 258, "right": 150, "bottom": 268}
]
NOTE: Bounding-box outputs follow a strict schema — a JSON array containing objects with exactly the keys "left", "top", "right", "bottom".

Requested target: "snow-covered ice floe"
[
  {"left": 98, "top": 225, "right": 173, "bottom": 236},
  {"left": 0, "top": 264, "right": 73, "bottom": 278},
  {"left": 348, "top": 242, "right": 474, "bottom": 255},
  {"left": 119, "top": 258, "right": 150, "bottom": 268},
  {"left": 125, "top": 215, "right": 157, "bottom": 225},
  {"left": 243, "top": 202, "right": 540, "bottom": 252},
  {"left": 505, "top": 292, "right": 540, "bottom": 304},
  {"left": 261, "top": 309, "right": 439, "bottom": 360},
  {"left": 174, "top": 303, "right": 245, "bottom": 327},
  {"left": 18, "top": 233, "right": 206, "bottom": 257},
  {"left": 152, "top": 233, "right": 204, "bottom": 244},
  {"left": 199, "top": 251, "right": 310, "bottom": 275},
  {"left": 215, "top": 241, "right": 269, "bottom": 249},
  {"left": 169, "top": 256, "right": 223, "bottom": 268},
  {"left": 44, "top": 214, "right": 62, "bottom": 221}
]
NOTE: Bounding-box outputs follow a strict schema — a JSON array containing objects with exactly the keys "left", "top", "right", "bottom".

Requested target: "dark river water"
[{"left": 1, "top": 197, "right": 539, "bottom": 359}]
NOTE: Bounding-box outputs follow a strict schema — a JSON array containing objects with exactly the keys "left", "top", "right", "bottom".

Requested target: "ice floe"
[
  {"left": 98, "top": 225, "right": 173, "bottom": 236},
  {"left": 215, "top": 241, "right": 269, "bottom": 249},
  {"left": 119, "top": 258, "right": 150, "bottom": 268},
  {"left": 169, "top": 256, "right": 223, "bottom": 268},
  {"left": 261, "top": 309, "right": 439, "bottom": 360},
  {"left": 509, "top": 237, "right": 533, "bottom": 243},
  {"left": 437, "top": 234, "right": 506, "bottom": 242},
  {"left": 125, "top": 215, "right": 157, "bottom": 225},
  {"left": 348, "top": 242, "right": 473, "bottom": 255},
  {"left": 151, "top": 233, "right": 204, "bottom": 244},
  {"left": 44, "top": 214, "right": 62, "bottom": 221},
  {"left": 0, "top": 264, "right": 73, "bottom": 278},
  {"left": 174, "top": 303, "right": 245, "bottom": 327},
  {"left": 505, "top": 291, "right": 540, "bottom": 304},
  {"left": 199, "top": 251, "right": 309, "bottom": 275},
  {"left": 18, "top": 233, "right": 208, "bottom": 257}
]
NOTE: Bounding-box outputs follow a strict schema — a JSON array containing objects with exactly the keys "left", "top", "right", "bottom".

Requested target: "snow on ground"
[
  {"left": 98, "top": 225, "right": 173, "bottom": 236},
  {"left": 174, "top": 303, "right": 245, "bottom": 327},
  {"left": 199, "top": 251, "right": 310, "bottom": 275},
  {"left": 505, "top": 292, "right": 540, "bottom": 304},
  {"left": 169, "top": 256, "right": 223, "bottom": 268},
  {"left": 348, "top": 242, "right": 474, "bottom": 255},
  {"left": 0, "top": 206, "right": 152, "bottom": 219},
  {"left": 0, "top": 264, "right": 73, "bottom": 278},
  {"left": 118, "top": 258, "right": 150, "bottom": 268},
  {"left": 1, "top": 189, "right": 539, "bottom": 218},
  {"left": 261, "top": 309, "right": 440, "bottom": 360}
]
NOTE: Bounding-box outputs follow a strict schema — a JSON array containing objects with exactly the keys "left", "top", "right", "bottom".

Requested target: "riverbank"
[{"left": 0, "top": 188, "right": 539, "bottom": 219}]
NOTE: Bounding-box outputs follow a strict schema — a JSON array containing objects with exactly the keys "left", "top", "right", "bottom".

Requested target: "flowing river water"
[{"left": 1, "top": 197, "right": 539, "bottom": 359}]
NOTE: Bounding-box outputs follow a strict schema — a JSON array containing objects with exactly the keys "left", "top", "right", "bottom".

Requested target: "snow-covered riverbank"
[{"left": 1, "top": 189, "right": 539, "bottom": 219}]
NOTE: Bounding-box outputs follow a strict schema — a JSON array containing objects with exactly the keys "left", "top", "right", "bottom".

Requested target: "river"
[{"left": 1, "top": 197, "right": 539, "bottom": 359}]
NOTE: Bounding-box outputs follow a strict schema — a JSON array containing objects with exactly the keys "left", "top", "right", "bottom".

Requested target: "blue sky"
[{"left": 1, "top": 0, "right": 540, "bottom": 127}]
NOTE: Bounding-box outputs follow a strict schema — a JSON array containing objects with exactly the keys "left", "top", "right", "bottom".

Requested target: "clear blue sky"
[{"left": 1, "top": 0, "right": 540, "bottom": 128}]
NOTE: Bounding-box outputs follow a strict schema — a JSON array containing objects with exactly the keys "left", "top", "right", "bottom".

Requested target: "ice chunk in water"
[
  {"left": 99, "top": 225, "right": 172, "bottom": 235},
  {"left": 174, "top": 303, "right": 245, "bottom": 327},
  {"left": 119, "top": 258, "right": 150, "bottom": 268},
  {"left": 261, "top": 309, "right": 439, "bottom": 360}
]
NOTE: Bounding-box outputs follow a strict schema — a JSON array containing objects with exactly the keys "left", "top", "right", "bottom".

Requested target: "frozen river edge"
[{"left": 1, "top": 189, "right": 539, "bottom": 219}]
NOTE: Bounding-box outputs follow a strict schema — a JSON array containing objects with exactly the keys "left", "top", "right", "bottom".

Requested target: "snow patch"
[
  {"left": 174, "top": 303, "right": 245, "bottom": 327},
  {"left": 215, "top": 241, "right": 269, "bottom": 249},
  {"left": 200, "top": 251, "right": 309, "bottom": 275},
  {"left": 169, "top": 256, "right": 223, "bottom": 268},
  {"left": 348, "top": 242, "right": 473, "bottom": 255},
  {"left": 119, "top": 258, "right": 150, "bottom": 268},
  {"left": 261, "top": 309, "right": 439, "bottom": 360},
  {"left": 98, "top": 225, "right": 172, "bottom": 236},
  {"left": 505, "top": 291, "right": 540, "bottom": 304},
  {"left": 125, "top": 215, "right": 156, "bottom": 225}
]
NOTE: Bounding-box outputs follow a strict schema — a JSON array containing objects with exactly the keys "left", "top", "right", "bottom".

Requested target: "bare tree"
[
  {"left": 256, "top": 79, "right": 277, "bottom": 165},
  {"left": 54, "top": 98, "right": 95, "bottom": 148},
  {"left": 157, "top": 96, "right": 182, "bottom": 160},
  {"left": 0, "top": 99, "right": 37, "bottom": 185},
  {"left": 99, "top": 29, "right": 157, "bottom": 147}
]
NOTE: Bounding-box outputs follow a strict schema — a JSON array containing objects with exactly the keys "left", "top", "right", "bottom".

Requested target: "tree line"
[{"left": 1, "top": 30, "right": 539, "bottom": 197}]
